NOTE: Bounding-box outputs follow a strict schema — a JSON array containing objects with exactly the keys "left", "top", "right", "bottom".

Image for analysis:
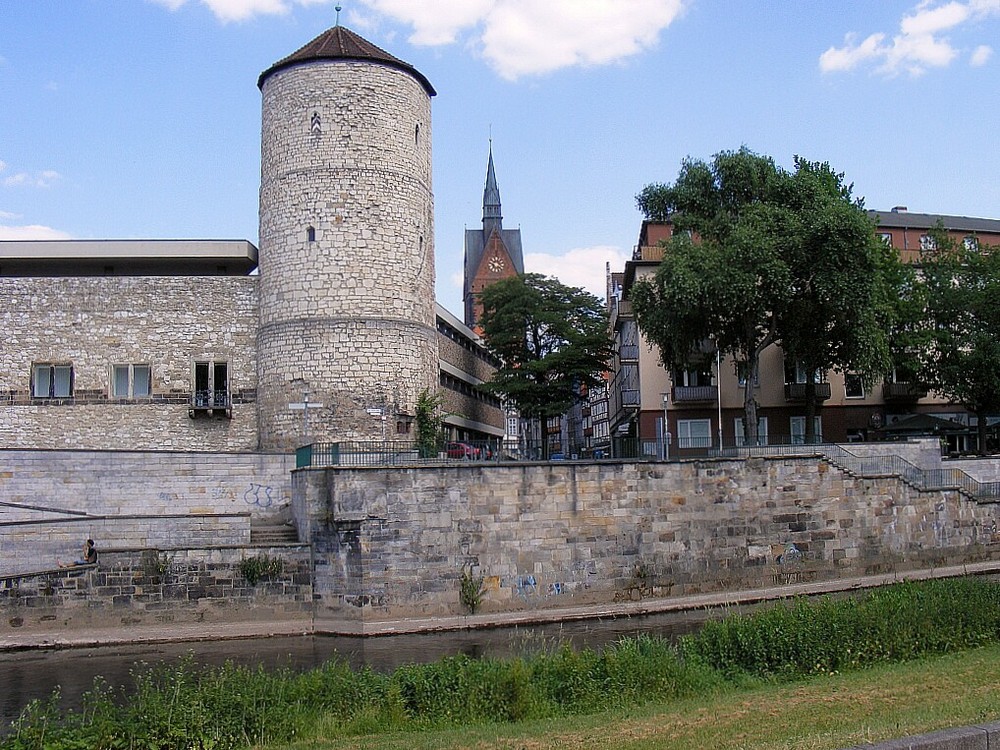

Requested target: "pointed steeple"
[{"left": 482, "top": 145, "right": 502, "bottom": 236}]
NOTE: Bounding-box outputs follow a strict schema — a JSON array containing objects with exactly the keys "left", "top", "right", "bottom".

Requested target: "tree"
[
  {"left": 414, "top": 388, "right": 445, "bottom": 458},
  {"left": 917, "top": 231, "right": 1000, "bottom": 454},
  {"left": 478, "top": 273, "right": 612, "bottom": 459},
  {"left": 632, "top": 148, "right": 897, "bottom": 445}
]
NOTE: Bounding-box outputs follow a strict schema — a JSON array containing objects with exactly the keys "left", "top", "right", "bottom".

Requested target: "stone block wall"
[
  {"left": 0, "top": 276, "right": 259, "bottom": 451},
  {"left": 0, "top": 546, "right": 312, "bottom": 636},
  {"left": 0, "top": 450, "right": 295, "bottom": 575},
  {"left": 257, "top": 60, "right": 438, "bottom": 450},
  {"left": 297, "top": 457, "right": 1000, "bottom": 631}
]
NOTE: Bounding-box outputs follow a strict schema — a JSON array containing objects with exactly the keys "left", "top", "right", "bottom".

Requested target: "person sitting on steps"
[{"left": 59, "top": 539, "right": 98, "bottom": 568}]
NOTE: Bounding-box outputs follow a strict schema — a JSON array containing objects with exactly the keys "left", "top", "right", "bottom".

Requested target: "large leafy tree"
[
  {"left": 632, "top": 148, "right": 897, "bottom": 445},
  {"left": 478, "top": 273, "right": 611, "bottom": 458},
  {"left": 917, "top": 232, "right": 1000, "bottom": 454}
]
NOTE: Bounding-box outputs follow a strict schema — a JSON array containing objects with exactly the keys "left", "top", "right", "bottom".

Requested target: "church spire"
[{"left": 482, "top": 144, "right": 502, "bottom": 235}]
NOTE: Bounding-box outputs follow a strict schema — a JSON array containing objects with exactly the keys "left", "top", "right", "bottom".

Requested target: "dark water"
[{"left": 0, "top": 607, "right": 731, "bottom": 728}]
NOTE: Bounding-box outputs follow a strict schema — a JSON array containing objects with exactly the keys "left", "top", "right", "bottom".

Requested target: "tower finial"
[{"left": 335, "top": 4, "right": 342, "bottom": 25}]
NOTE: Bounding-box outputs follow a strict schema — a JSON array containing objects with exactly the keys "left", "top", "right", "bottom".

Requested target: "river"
[{"left": 0, "top": 606, "right": 732, "bottom": 729}]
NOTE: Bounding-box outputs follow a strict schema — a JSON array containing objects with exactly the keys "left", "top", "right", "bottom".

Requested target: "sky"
[{"left": 1, "top": 0, "right": 999, "bottom": 316}]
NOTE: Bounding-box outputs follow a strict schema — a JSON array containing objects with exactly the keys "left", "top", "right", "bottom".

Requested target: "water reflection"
[{"left": 0, "top": 607, "right": 731, "bottom": 728}]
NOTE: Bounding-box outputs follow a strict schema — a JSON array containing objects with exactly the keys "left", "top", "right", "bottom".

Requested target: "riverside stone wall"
[
  {"left": 297, "top": 456, "right": 1000, "bottom": 632},
  {"left": 0, "top": 546, "right": 312, "bottom": 636},
  {"left": 0, "top": 450, "right": 296, "bottom": 576}
]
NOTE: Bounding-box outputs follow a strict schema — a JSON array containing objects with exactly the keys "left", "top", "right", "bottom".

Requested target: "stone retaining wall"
[
  {"left": 296, "top": 456, "right": 1000, "bottom": 632},
  {"left": 0, "top": 546, "right": 312, "bottom": 636},
  {"left": 0, "top": 450, "right": 295, "bottom": 575}
]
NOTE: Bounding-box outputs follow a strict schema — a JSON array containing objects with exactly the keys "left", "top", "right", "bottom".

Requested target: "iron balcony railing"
[
  {"left": 882, "top": 381, "right": 928, "bottom": 401},
  {"left": 784, "top": 382, "right": 832, "bottom": 402},
  {"left": 672, "top": 385, "right": 716, "bottom": 403}
]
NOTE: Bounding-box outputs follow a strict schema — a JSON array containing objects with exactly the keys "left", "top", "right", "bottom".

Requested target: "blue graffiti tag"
[{"left": 243, "top": 483, "right": 274, "bottom": 508}]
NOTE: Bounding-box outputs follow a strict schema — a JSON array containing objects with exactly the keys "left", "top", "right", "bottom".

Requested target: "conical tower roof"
[{"left": 258, "top": 25, "right": 436, "bottom": 95}]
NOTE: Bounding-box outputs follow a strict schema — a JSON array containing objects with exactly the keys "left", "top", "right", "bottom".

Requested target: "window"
[
  {"left": 736, "top": 362, "right": 759, "bottom": 387},
  {"left": 32, "top": 364, "right": 73, "bottom": 399},
  {"left": 735, "top": 417, "right": 768, "bottom": 446},
  {"left": 878, "top": 232, "right": 893, "bottom": 246},
  {"left": 672, "top": 367, "right": 712, "bottom": 387},
  {"left": 784, "top": 359, "right": 824, "bottom": 384},
  {"left": 844, "top": 373, "right": 865, "bottom": 398},
  {"left": 193, "top": 360, "right": 229, "bottom": 408},
  {"left": 920, "top": 234, "right": 937, "bottom": 252},
  {"left": 306, "top": 226, "right": 316, "bottom": 242},
  {"left": 790, "top": 416, "right": 823, "bottom": 444},
  {"left": 677, "top": 418, "right": 711, "bottom": 449},
  {"left": 506, "top": 416, "right": 519, "bottom": 436},
  {"left": 111, "top": 364, "right": 151, "bottom": 398},
  {"left": 964, "top": 236, "right": 979, "bottom": 252}
]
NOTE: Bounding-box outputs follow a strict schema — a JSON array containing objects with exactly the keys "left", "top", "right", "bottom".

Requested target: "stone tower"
[{"left": 256, "top": 26, "right": 439, "bottom": 450}]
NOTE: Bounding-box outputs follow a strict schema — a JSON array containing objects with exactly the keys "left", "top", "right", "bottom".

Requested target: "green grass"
[
  {"left": 272, "top": 645, "right": 1000, "bottom": 750},
  {"left": 5, "top": 577, "right": 1000, "bottom": 750}
]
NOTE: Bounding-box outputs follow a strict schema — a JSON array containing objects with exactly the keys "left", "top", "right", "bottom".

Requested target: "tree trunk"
[
  {"left": 805, "top": 372, "right": 818, "bottom": 444},
  {"left": 977, "top": 407, "right": 989, "bottom": 456},
  {"left": 743, "top": 353, "right": 761, "bottom": 446}
]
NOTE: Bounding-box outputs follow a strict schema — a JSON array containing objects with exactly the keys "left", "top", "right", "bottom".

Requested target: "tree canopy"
[
  {"left": 632, "top": 148, "right": 898, "bottom": 444},
  {"left": 916, "top": 231, "right": 1000, "bottom": 453},
  {"left": 478, "top": 273, "right": 611, "bottom": 454}
]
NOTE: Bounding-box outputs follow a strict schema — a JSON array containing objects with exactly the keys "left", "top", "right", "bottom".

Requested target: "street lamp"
[{"left": 661, "top": 392, "right": 670, "bottom": 461}]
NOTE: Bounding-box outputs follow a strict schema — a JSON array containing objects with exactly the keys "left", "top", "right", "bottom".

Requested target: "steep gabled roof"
[{"left": 258, "top": 25, "right": 436, "bottom": 95}]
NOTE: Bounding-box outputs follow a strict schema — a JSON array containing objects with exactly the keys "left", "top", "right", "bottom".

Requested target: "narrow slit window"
[{"left": 307, "top": 226, "right": 316, "bottom": 242}]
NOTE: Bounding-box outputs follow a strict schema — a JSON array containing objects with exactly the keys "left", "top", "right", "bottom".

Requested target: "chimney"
[{"left": 891, "top": 205, "right": 908, "bottom": 213}]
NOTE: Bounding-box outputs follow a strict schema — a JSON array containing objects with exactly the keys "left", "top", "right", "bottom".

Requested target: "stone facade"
[
  {"left": 257, "top": 59, "right": 438, "bottom": 450},
  {"left": 0, "top": 276, "right": 258, "bottom": 451},
  {"left": 296, "top": 456, "right": 1000, "bottom": 631}
]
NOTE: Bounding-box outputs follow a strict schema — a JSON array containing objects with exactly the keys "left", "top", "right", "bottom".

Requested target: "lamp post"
[
  {"left": 716, "top": 345, "right": 723, "bottom": 450},
  {"left": 661, "top": 392, "right": 670, "bottom": 461}
]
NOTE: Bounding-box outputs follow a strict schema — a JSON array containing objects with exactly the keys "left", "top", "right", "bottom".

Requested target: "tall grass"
[{"left": 5, "top": 576, "right": 1000, "bottom": 750}]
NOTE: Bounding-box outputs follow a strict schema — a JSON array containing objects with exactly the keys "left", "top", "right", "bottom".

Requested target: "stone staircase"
[{"left": 249, "top": 519, "right": 300, "bottom": 545}]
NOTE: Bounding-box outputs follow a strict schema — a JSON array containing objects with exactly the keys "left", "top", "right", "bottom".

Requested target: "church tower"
[
  {"left": 463, "top": 146, "right": 524, "bottom": 328},
  {"left": 256, "top": 25, "right": 439, "bottom": 450}
]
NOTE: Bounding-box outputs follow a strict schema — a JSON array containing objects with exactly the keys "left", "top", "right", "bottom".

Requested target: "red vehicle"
[{"left": 446, "top": 441, "right": 480, "bottom": 459}]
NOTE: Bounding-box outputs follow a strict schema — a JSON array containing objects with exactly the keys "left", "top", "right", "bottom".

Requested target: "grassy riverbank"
[{"left": 5, "top": 576, "right": 1000, "bottom": 750}]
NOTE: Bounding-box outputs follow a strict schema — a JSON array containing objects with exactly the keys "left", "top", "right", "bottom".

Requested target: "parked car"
[{"left": 446, "top": 441, "right": 479, "bottom": 459}]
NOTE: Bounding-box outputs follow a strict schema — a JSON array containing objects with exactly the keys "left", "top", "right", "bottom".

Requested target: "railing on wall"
[{"left": 293, "top": 438, "right": 1000, "bottom": 502}]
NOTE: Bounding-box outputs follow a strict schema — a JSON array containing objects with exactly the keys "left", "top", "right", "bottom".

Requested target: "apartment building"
[{"left": 608, "top": 208, "right": 1000, "bottom": 457}]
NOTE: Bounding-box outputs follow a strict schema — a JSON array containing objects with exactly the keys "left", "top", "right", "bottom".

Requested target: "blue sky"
[{"left": 1, "top": 0, "right": 998, "bottom": 316}]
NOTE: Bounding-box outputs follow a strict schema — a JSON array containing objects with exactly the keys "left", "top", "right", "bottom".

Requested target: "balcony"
[
  {"left": 618, "top": 344, "right": 640, "bottom": 362},
  {"left": 784, "top": 382, "right": 832, "bottom": 402},
  {"left": 621, "top": 389, "right": 640, "bottom": 407},
  {"left": 672, "top": 385, "right": 716, "bottom": 403},
  {"left": 189, "top": 389, "right": 232, "bottom": 418},
  {"left": 632, "top": 245, "right": 665, "bottom": 262},
  {"left": 883, "top": 381, "right": 927, "bottom": 401}
]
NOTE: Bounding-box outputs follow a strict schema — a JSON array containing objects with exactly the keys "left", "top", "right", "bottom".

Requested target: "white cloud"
[
  {"left": 821, "top": 0, "right": 1000, "bottom": 76},
  {"left": 971, "top": 43, "right": 993, "bottom": 64},
  {"left": 525, "top": 245, "right": 628, "bottom": 301},
  {"left": 361, "top": 0, "right": 686, "bottom": 79},
  {"left": 149, "top": 0, "right": 327, "bottom": 23},
  {"left": 2, "top": 170, "right": 62, "bottom": 188},
  {"left": 0, "top": 224, "right": 72, "bottom": 240}
]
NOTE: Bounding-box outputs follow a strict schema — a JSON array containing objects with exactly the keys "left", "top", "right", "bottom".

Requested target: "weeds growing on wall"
[
  {"left": 5, "top": 576, "right": 1000, "bottom": 750},
  {"left": 237, "top": 553, "right": 283, "bottom": 585},
  {"left": 459, "top": 568, "right": 486, "bottom": 613}
]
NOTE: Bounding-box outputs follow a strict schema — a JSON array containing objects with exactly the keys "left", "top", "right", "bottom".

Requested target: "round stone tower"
[{"left": 256, "top": 26, "right": 439, "bottom": 450}]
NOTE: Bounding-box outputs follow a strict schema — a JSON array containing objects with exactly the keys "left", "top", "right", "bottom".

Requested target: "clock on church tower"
[{"left": 488, "top": 254, "right": 505, "bottom": 273}]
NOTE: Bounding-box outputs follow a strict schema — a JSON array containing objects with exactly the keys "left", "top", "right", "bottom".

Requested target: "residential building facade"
[{"left": 608, "top": 209, "right": 1000, "bottom": 457}]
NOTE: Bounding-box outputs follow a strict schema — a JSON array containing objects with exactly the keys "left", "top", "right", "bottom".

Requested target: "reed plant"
[{"left": 4, "top": 576, "right": 1000, "bottom": 750}]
